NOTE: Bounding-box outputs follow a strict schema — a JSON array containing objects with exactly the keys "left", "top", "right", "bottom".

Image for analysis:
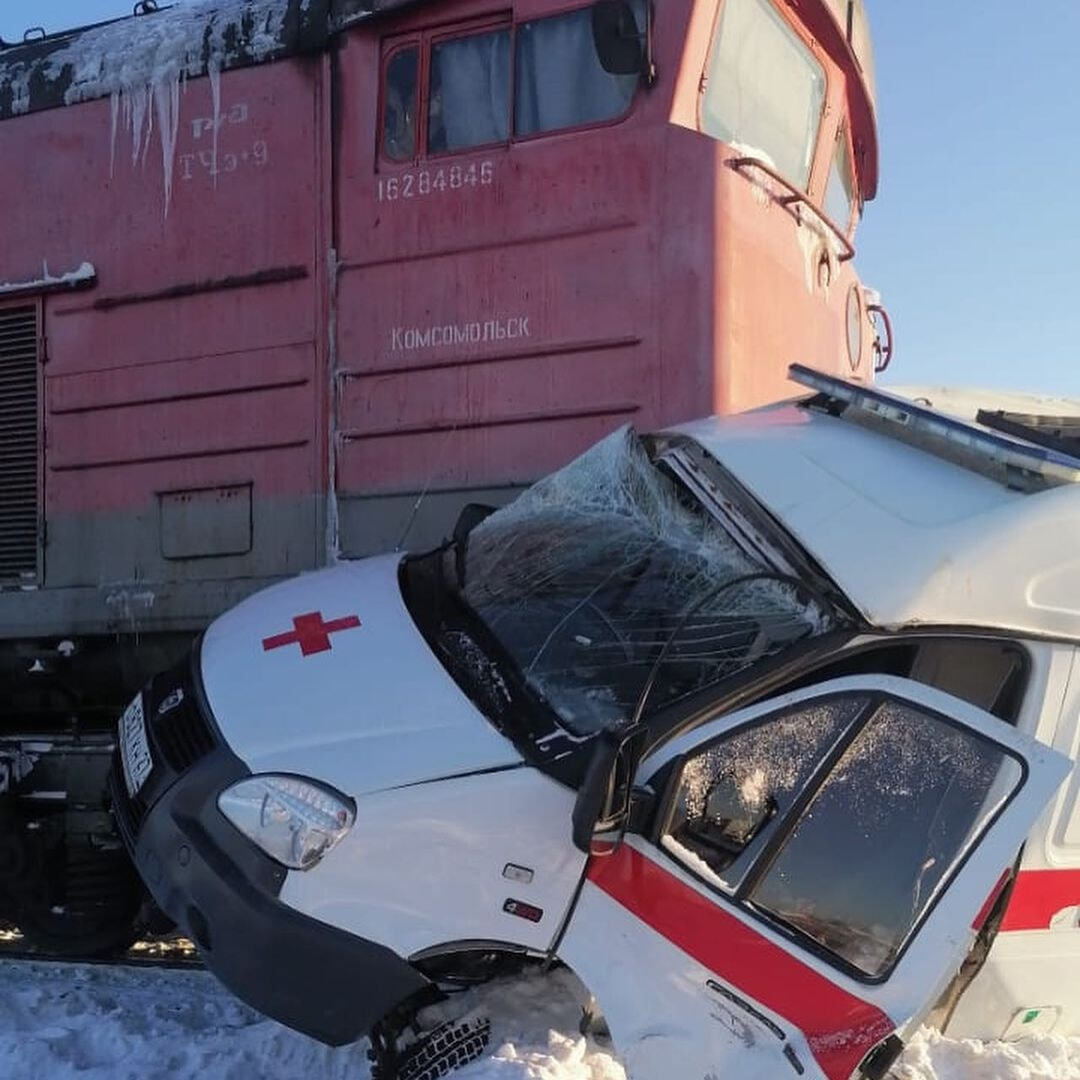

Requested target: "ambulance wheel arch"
[{"left": 557, "top": 675, "right": 1071, "bottom": 1080}]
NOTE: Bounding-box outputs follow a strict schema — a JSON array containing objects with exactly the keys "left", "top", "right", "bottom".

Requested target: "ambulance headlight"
[{"left": 217, "top": 774, "right": 355, "bottom": 870}]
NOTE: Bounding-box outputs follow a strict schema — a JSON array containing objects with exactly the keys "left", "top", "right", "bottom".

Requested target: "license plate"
[{"left": 118, "top": 694, "right": 152, "bottom": 797}]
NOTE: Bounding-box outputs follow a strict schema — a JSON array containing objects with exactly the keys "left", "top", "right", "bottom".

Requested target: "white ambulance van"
[{"left": 112, "top": 367, "right": 1079, "bottom": 1080}]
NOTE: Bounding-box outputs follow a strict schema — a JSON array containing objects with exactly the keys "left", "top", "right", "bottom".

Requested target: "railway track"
[{"left": 0, "top": 925, "right": 203, "bottom": 969}]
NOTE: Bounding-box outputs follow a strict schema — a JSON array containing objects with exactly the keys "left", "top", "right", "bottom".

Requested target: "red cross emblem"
[{"left": 262, "top": 611, "right": 362, "bottom": 656}]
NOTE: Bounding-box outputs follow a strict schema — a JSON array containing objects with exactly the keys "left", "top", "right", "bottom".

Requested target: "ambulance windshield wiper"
[{"left": 452, "top": 502, "right": 499, "bottom": 588}]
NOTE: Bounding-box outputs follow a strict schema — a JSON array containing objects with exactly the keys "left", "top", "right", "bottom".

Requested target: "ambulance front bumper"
[{"left": 109, "top": 661, "right": 429, "bottom": 1046}]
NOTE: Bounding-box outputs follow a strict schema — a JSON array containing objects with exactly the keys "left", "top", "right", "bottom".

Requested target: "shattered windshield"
[{"left": 459, "top": 428, "right": 833, "bottom": 735}]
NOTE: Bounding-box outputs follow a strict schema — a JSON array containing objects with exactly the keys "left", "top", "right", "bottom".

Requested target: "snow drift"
[{"left": 1, "top": 959, "right": 1078, "bottom": 1080}]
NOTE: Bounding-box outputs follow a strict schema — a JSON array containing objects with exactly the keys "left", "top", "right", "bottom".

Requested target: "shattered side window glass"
[
  {"left": 749, "top": 701, "right": 1023, "bottom": 978},
  {"left": 460, "top": 427, "right": 832, "bottom": 735},
  {"left": 661, "top": 696, "right": 865, "bottom": 890}
]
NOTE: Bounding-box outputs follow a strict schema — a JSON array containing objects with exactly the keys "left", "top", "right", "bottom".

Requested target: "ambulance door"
[{"left": 558, "top": 675, "right": 1070, "bottom": 1080}]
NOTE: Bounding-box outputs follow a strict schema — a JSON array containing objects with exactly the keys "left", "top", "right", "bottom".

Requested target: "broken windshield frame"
[{"left": 447, "top": 427, "right": 842, "bottom": 739}]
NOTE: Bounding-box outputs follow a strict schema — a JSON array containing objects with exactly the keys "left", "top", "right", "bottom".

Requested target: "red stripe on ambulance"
[
  {"left": 1000, "top": 869, "right": 1080, "bottom": 932},
  {"left": 588, "top": 846, "right": 894, "bottom": 1080}
]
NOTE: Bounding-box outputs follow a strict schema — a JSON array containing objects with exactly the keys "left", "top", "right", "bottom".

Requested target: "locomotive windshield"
[
  {"left": 700, "top": 0, "right": 826, "bottom": 188},
  {"left": 456, "top": 428, "right": 833, "bottom": 735}
]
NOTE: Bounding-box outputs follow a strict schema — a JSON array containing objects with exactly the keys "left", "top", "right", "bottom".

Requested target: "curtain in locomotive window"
[
  {"left": 429, "top": 29, "right": 511, "bottom": 152},
  {"left": 514, "top": 2, "right": 643, "bottom": 138},
  {"left": 701, "top": 0, "right": 826, "bottom": 189}
]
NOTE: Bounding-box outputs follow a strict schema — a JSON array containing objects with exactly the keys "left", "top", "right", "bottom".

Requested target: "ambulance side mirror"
[
  {"left": 572, "top": 723, "right": 647, "bottom": 854},
  {"left": 591, "top": 0, "right": 644, "bottom": 76}
]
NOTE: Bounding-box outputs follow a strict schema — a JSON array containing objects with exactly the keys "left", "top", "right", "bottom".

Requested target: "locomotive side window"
[
  {"left": 515, "top": 1, "right": 643, "bottom": 137},
  {"left": 824, "top": 124, "right": 856, "bottom": 230},
  {"left": 379, "top": 3, "right": 644, "bottom": 163},
  {"left": 382, "top": 46, "right": 419, "bottom": 161},
  {"left": 428, "top": 28, "right": 511, "bottom": 153},
  {"left": 701, "top": 0, "right": 826, "bottom": 188}
]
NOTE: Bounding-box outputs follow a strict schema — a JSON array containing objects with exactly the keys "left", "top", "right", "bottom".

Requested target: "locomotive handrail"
[
  {"left": 726, "top": 155, "right": 856, "bottom": 264},
  {"left": 867, "top": 299, "right": 894, "bottom": 373}
]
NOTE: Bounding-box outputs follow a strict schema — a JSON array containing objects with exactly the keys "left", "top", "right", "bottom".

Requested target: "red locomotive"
[{"left": 0, "top": 0, "right": 885, "bottom": 953}]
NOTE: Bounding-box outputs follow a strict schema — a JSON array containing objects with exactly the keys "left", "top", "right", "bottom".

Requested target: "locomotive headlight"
[{"left": 217, "top": 774, "right": 355, "bottom": 870}]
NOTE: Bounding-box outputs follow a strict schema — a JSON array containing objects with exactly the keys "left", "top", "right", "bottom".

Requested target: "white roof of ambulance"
[{"left": 676, "top": 386, "right": 1080, "bottom": 640}]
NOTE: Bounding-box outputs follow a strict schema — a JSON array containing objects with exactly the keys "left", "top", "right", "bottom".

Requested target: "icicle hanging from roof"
[{"left": 26, "top": 0, "right": 295, "bottom": 216}]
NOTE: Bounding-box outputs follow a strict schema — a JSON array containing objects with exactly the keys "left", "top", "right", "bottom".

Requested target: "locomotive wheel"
[
  {"left": 0, "top": 824, "right": 32, "bottom": 881},
  {"left": 16, "top": 845, "right": 143, "bottom": 959}
]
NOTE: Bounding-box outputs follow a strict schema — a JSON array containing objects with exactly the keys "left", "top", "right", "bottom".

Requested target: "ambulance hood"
[{"left": 198, "top": 555, "right": 523, "bottom": 795}]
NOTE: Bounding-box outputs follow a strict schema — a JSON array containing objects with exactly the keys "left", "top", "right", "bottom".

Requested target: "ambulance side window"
[
  {"left": 660, "top": 695, "right": 866, "bottom": 891},
  {"left": 662, "top": 692, "right": 1026, "bottom": 981},
  {"left": 749, "top": 701, "right": 1022, "bottom": 978}
]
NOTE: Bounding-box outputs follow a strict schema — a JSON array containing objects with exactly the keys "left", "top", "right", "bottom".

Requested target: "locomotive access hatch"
[{"left": 0, "top": 304, "right": 40, "bottom": 584}]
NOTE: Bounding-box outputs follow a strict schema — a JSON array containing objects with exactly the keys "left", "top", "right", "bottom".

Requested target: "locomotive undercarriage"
[{"left": 0, "top": 633, "right": 191, "bottom": 956}]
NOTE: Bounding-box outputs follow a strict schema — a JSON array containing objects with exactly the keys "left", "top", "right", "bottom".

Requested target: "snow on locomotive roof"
[
  {"left": 0, "top": 260, "right": 96, "bottom": 297},
  {"left": 0, "top": 0, "right": 327, "bottom": 121}
]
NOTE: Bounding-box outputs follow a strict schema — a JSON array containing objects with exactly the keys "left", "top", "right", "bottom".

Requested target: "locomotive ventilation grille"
[{"left": 0, "top": 305, "right": 39, "bottom": 582}]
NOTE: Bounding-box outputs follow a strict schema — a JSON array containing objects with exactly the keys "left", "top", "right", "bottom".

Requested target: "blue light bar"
[{"left": 789, "top": 364, "right": 1080, "bottom": 490}]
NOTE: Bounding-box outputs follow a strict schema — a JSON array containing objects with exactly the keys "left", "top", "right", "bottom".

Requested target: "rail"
[
  {"left": 0, "top": 925, "right": 202, "bottom": 968},
  {"left": 726, "top": 156, "right": 856, "bottom": 263}
]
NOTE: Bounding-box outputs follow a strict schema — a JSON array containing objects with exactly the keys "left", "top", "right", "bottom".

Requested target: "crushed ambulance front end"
[{"left": 109, "top": 553, "right": 531, "bottom": 1045}]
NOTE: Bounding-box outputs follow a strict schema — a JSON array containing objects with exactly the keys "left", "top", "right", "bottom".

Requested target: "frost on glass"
[
  {"left": 662, "top": 697, "right": 865, "bottom": 889},
  {"left": 750, "top": 702, "right": 1023, "bottom": 977},
  {"left": 462, "top": 427, "right": 830, "bottom": 734}
]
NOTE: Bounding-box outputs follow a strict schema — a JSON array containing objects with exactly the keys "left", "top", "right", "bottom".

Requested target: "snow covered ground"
[{"left": 0, "top": 959, "right": 1078, "bottom": 1080}]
